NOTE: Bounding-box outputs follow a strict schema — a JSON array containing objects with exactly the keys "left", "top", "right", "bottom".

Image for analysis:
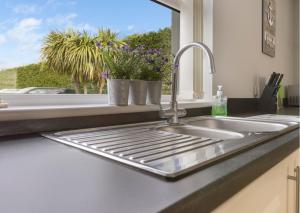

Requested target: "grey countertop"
[{"left": 0, "top": 109, "right": 299, "bottom": 213}]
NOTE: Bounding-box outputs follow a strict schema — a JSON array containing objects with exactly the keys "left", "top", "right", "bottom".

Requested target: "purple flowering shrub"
[
  {"left": 97, "top": 40, "right": 172, "bottom": 83},
  {"left": 98, "top": 44, "right": 141, "bottom": 80},
  {"left": 138, "top": 47, "right": 172, "bottom": 81}
]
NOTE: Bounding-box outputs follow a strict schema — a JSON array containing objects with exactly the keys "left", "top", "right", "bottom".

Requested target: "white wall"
[{"left": 213, "top": 0, "right": 299, "bottom": 98}]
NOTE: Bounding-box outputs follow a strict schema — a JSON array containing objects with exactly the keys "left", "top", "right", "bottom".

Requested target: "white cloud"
[
  {"left": 0, "top": 34, "right": 6, "bottom": 45},
  {"left": 18, "top": 18, "right": 42, "bottom": 30},
  {"left": 8, "top": 18, "right": 42, "bottom": 37},
  {"left": 0, "top": 17, "right": 44, "bottom": 69},
  {"left": 75, "top": 23, "right": 97, "bottom": 33},
  {"left": 46, "top": 13, "right": 96, "bottom": 34},
  {"left": 7, "top": 18, "right": 43, "bottom": 51},
  {"left": 46, "top": 0, "right": 56, "bottom": 4},
  {"left": 13, "top": 4, "right": 40, "bottom": 14},
  {"left": 127, "top": 25, "right": 135, "bottom": 31},
  {"left": 46, "top": 13, "right": 78, "bottom": 26}
]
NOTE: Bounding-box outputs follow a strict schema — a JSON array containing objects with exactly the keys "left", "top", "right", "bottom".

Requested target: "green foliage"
[
  {"left": 0, "top": 69, "right": 17, "bottom": 89},
  {"left": 96, "top": 29, "right": 125, "bottom": 50},
  {"left": 16, "top": 64, "right": 72, "bottom": 88},
  {"left": 124, "top": 28, "right": 171, "bottom": 56},
  {"left": 41, "top": 30, "right": 76, "bottom": 75},
  {"left": 0, "top": 64, "right": 72, "bottom": 89},
  {"left": 103, "top": 46, "right": 141, "bottom": 79},
  {"left": 124, "top": 28, "right": 172, "bottom": 93},
  {"left": 0, "top": 27, "right": 172, "bottom": 94},
  {"left": 137, "top": 48, "right": 172, "bottom": 81},
  {"left": 41, "top": 29, "right": 123, "bottom": 93}
]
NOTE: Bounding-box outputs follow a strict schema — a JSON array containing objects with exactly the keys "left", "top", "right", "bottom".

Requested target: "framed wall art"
[{"left": 262, "top": 0, "right": 276, "bottom": 57}]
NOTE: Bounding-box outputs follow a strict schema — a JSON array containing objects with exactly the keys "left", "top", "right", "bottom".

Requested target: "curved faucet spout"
[
  {"left": 173, "top": 42, "right": 216, "bottom": 75},
  {"left": 161, "top": 42, "right": 216, "bottom": 125}
]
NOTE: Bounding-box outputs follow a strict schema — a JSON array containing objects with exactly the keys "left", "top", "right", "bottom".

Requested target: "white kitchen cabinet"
[{"left": 213, "top": 149, "right": 299, "bottom": 213}]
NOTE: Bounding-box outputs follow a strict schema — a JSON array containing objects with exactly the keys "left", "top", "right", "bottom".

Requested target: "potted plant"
[
  {"left": 139, "top": 48, "right": 171, "bottom": 105},
  {"left": 128, "top": 46, "right": 148, "bottom": 105},
  {"left": 103, "top": 45, "right": 140, "bottom": 106}
]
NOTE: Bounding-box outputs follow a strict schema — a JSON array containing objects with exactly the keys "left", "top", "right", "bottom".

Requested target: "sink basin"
[
  {"left": 187, "top": 118, "right": 289, "bottom": 133},
  {"left": 43, "top": 117, "right": 298, "bottom": 179},
  {"left": 156, "top": 125, "right": 244, "bottom": 140}
]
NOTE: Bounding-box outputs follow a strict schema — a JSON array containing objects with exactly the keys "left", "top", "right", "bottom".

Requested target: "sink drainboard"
[{"left": 43, "top": 123, "right": 228, "bottom": 179}]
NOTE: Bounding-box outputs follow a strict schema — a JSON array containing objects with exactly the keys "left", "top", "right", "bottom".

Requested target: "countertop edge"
[{"left": 162, "top": 128, "right": 299, "bottom": 213}]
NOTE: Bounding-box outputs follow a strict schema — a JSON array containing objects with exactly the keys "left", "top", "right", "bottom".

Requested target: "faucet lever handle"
[
  {"left": 159, "top": 108, "right": 187, "bottom": 124},
  {"left": 159, "top": 108, "right": 175, "bottom": 119},
  {"left": 176, "top": 108, "right": 187, "bottom": 118}
]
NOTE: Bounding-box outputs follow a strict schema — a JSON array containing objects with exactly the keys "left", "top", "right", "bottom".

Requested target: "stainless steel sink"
[
  {"left": 156, "top": 125, "right": 244, "bottom": 140},
  {"left": 42, "top": 116, "right": 298, "bottom": 179},
  {"left": 186, "top": 117, "right": 289, "bottom": 133}
]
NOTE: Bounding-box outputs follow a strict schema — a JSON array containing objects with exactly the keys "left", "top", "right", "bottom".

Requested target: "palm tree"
[
  {"left": 41, "top": 30, "right": 82, "bottom": 93},
  {"left": 65, "top": 31, "right": 102, "bottom": 94},
  {"left": 41, "top": 29, "right": 123, "bottom": 94}
]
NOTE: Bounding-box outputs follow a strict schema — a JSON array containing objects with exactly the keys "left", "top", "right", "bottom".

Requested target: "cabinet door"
[
  {"left": 287, "top": 149, "right": 300, "bottom": 213},
  {"left": 213, "top": 149, "right": 299, "bottom": 213}
]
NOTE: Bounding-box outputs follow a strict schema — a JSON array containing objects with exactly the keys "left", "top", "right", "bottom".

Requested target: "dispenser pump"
[
  {"left": 216, "top": 85, "right": 223, "bottom": 98},
  {"left": 212, "top": 85, "right": 227, "bottom": 116}
]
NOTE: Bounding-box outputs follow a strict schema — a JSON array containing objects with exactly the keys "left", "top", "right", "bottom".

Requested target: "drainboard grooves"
[
  {"left": 93, "top": 134, "right": 183, "bottom": 150},
  {"left": 81, "top": 132, "right": 172, "bottom": 146},
  {"left": 129, "top": 138, "right": 208, "bottom": 160},
  {"left": 60, "top": 124, "right": 158, "bottom": 139},
  {"left": 71, "top": 130, "right": 167, "bottom": 143},
  {"left": 42, "top": 121, "right": 233, "bottom": 178},
  {"left": 112, "top": 135, "right": 190, "bottom": 156},
  {"left": 101, "top": 135, "right": 186, "bottom": 152},
  {"left": 139, "top": 139, "right": 222, "bottom": 163},
  {"left": 118, "top": 137, "right": 210, "bottom": 157}
]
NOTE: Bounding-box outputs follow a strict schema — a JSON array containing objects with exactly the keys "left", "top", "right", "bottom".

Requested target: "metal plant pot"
[
  {"left": 147, "top": 81, "right": 162, "bottom": 105},
  {"left": 107, "top": 79, "right": 130, "bottom": 106},
  {"left": 129, "top": 80, "right": 148, "bottom": 105}
]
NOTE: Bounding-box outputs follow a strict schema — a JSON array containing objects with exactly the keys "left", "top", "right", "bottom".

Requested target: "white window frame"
[
  {"left": 0, "top": 0, "right": 213, "bottom": 110},
  {"left": 0, "top": 94, "right": 171, "bottom": 107},
  {"left": 0, "top": 93, "right": 212, "bottom": 122},
  {"left": 158, "top": 0, "right": 213, "bottom": 101}
]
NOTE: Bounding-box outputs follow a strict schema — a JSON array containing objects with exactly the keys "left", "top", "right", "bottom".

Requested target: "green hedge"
[
  {"left": 16, "top": 64, "right": 72, "bottom": 89},
  {"left": 124, "top": 28, "right": 171, "bottom": 56},
  {"left": 0, "top": 69, "right": 17, "bottom": 89},
  {"left": 0, "top": 64, "right": 73, "bottom": 89}
]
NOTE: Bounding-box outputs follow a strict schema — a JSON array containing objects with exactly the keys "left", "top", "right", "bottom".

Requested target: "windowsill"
[{"left": 0, "top": 100, "right": 213, "bottom": 122}]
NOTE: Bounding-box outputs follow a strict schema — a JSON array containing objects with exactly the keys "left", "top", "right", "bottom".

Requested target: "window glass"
[{"left": 0, "top": 0, "right": 179, "bottom": 95}]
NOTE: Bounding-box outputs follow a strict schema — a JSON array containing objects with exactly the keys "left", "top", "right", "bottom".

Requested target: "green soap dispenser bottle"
[{"left": 212, "top": 85, "right": 228, "bottom": 116}]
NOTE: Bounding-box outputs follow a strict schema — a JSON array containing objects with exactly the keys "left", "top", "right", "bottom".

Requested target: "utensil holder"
[{"left": 258, "top": 85, "right": 278, "bottom": 113}]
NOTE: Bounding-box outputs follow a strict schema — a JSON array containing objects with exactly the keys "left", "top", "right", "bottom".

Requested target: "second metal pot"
[
  {"left": 147, "top": 80, "right": 162, "bottom": 105},
  {"left": 129, "top": 80, "right": 148, "bottom": 105}
]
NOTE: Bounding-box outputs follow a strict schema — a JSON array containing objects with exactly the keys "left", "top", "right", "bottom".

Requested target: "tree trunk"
[
  {"left": 83, "top": 82, "right": 88, "bottom": 94},
  {"left": 73, "top": 81, "right": 81, "bottom": 94},
  {"left": 99, "top": 78, "right": 106, "bottom": 94}
]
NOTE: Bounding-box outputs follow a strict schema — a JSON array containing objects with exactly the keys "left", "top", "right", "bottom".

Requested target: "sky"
[{"left": 0, "top": 0, "right": 172, "bottom": 70}]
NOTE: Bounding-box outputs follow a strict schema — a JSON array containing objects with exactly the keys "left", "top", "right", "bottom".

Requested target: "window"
[{"left": 0, "top": 0, "right": 180, "bottom": 97}]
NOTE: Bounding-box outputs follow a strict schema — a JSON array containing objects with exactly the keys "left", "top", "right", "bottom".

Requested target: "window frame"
[
  {"left": 0, "top": 94, "right": 172, "bottom": 107},
  {"left": 157, "top": 0, "right": 213, "bottom": 101},
  {"left": 0, "top": 0, "right": 214, "bottom": 108}
]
